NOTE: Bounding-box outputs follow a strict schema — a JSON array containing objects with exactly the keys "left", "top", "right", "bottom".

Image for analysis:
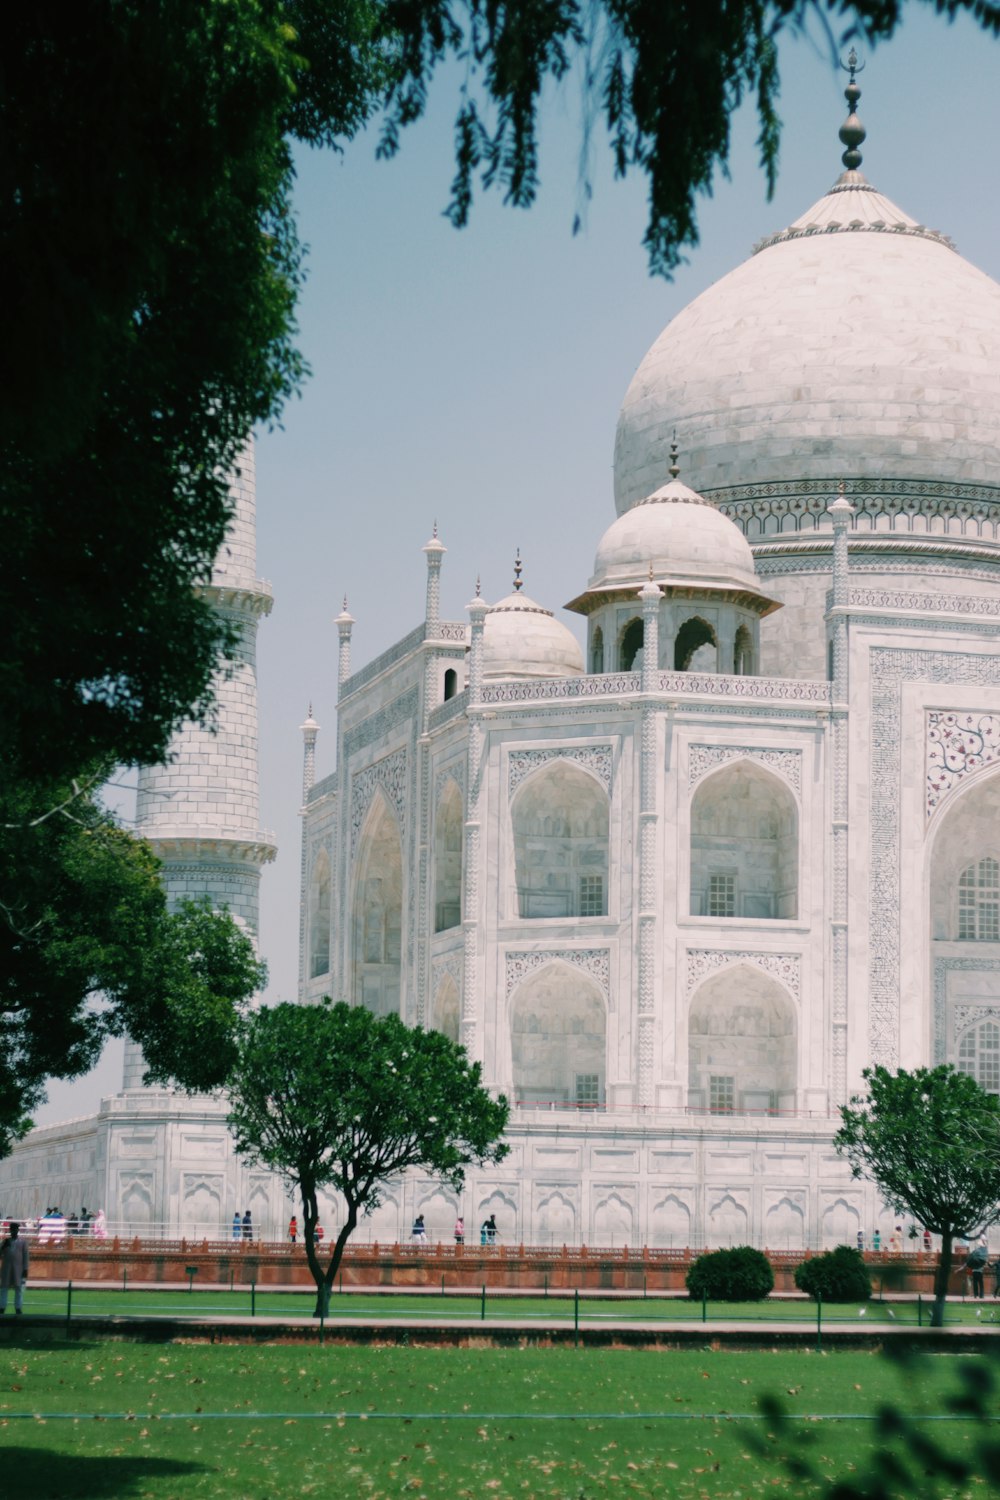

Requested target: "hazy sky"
[{"left": 35, "top": 8, "right": 1000, "bottom": 1125}]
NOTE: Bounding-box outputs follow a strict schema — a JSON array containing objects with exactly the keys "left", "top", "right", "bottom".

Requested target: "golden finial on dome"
[
  {"left": 513, "top": 548, "right": 523, "bottom": 592},
  {"left": 839, "top": 48, "right": 866, "bottom": 172},
  {"left": 669, "top": 432, "right": 680, "bottom": 481}
]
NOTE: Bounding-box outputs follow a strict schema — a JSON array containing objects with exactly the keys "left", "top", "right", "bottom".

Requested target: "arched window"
[
  {"left": 434, "top": 779, "right": 463, "bottom": 931},
  {"left": 590, "top": 625, "right": 604, "bottom": 675},
  {"left": 675, "top": 616, "right": 717, "bottom": 672},
  {"left": 688, "top": 965, "right": 796, "bottom": 1114},
  {"left": 351, "top": 795, "right": 403, "bottom": 1016},
  {"left": 957, "top": 1018, "right": 1000, "bottom": 1094},
  {"left": 443, "top": 668, "right": 458, "bottom": 700},
  {"left": 733, "top": 625, "right": 753, "bottom": 676},
  {"left": 511, "top": 963, "right": 606, "bottom": 1107},
  {"left": 690, "top": 762, "right": 798, "bottom": 920},
  {"left": 512, "top": 761, "right": 609, "bottom": 919},
  {"left": 309, "top": 849, "right": 331, "bottom": 978},
  {"left": 958, "top": 857, "right": 1000, "bottom": 940},
  {"left": 620, "top": 618, "right": 643, "bottom": 671}
]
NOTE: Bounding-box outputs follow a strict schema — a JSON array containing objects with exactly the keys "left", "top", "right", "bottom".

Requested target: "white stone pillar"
[
  {"left": 827, "top": 493, "right": 855, "bottom": 1105},
  {"left": 336, "top": 600, "right": 355, "bottom": 692},
  {"left": 637, "top": 576, "right": 662, "bottom": 1106},
  {"left": 297, "top": 707, "right": 320, "bottom": 1000},
  {"left": 422, "top": 525, "right": 446, "bottom": 634},
  {"left": 461, "top": 590, "right": 489, "bottom": 1061}
]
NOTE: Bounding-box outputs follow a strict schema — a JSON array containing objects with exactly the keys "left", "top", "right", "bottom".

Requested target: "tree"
[
  {"left": 226, "top": 1001, "right": 509, "bottom": 1316},
  {"left": 834, "top": 1065, "right": 1000, "bottom": 1326},
  {"left": 0, "top": 775, "right": 265, "bottom": 1157}
]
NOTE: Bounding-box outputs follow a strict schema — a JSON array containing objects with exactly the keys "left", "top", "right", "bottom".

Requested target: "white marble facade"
[{"left": 6, "top": 96, "right": 1000, "bottom": 1249}]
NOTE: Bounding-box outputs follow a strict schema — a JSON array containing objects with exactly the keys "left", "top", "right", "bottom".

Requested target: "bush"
[
  {"left": 685, "top": 1246, "right": 774, "bottom": 1302},
  {"left": 794, "top": 1245, "right": 872, "bottom": 1303}
]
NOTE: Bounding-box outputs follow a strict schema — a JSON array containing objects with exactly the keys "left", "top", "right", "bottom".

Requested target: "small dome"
[
  {"left": 590, "top": 477, "right": 760, "bottom": 593},
  {"left": 482, "top": 591, "right": 583, "bottom": 679}
]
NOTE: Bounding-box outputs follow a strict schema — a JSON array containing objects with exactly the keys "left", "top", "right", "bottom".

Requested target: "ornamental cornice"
[
  {"left": 144, "top": 833, "right": 277, "bottom": 865},
  {"left": 926, "top": 711, "right": 1000, "bottom": 820},
  {"left": 508, "top": 744, "right": 613, "bottom": 797},
  {"left": 478, "top": 672, "right": 831, "bottom": 709},
  {"left": 505, "top": 948, "right": 611, "bottom": 1000},
  {"left": 847, "top": 587, "right": 1000, "bottom": 618},
  {"left": 199, "top": 582, "right": 274, "bottom": 618},
  {"left": 685, "top": 948, "right": 801, "bottom": 1001},
  {"left": 689, "top": 744, "right": 801, "bottom": 793},
  {"left": 343, "top": 687, "right": 419, "bottom": 758},
  {"left": 710, "top": 475, "right": 1000, "bottom": 517}
]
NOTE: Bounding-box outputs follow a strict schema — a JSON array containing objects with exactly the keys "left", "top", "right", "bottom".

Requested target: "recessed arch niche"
[
  {"left": 511, "top": 761, "right": 609, "bottom": 919},
  {"left": 432, "top": 973, "right": 460, "bottom": 1044},
  {"left": 433, "top": 778, "right": 463, "bottom": 932},
  {"left": 620, "top": 617, "right": 643, "bottom": 671},
  {"left": 690, "top": 761, "right": 798, "bottom": 920},
  {"left": 351, "top": 791, "right": 403, "bottom": 1017},
  {"left": 675, "top": 615, "right": 717, "bottom": 672},
  {"left": 309, "top": 848, "right": 331, "bottom": 978},
  {"left": 688, "top": 963, "right": 796, "bottom": 1114},
  {"left": 510, "top": 961, "right": 606, "bottom": 1107}
]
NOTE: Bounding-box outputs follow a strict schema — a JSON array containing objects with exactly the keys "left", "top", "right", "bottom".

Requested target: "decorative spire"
[
  {"left": 475, "top": 574, "right": 481, "bottom": 598},
  {"left": 668, "top": 432, "right": 680, "bottom": 481},
  {"left": 839, "top": 48, "right": 866, "bottom": 172},
  {"left": 513, "top": 548, "right": 523, "bottom": 592}
]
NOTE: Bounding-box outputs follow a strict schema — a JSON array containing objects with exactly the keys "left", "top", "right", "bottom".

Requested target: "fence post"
[
  {"left": 574, "top": 1288, "right": 580, "bottom": 1347},
  {"left": 480, "top": 1285, "right": 486, "bottom": 1322},
  {"left": 702, "top": 1291, "right": 707, "bottom": 1324},
  {"left": 66, "top": 1279, "right": 72, "bottom": 1329},
  {"left": 251, "top": 1280, "right": 256, "bottom": 1318},
  {"left": 918, "top": 1294, "right": 922, "bottom": 1327},
  {"left": 816, "top": 1294, "right": 822, "bottom": 1352},
  {"left": 441, "top": 1274, "right": 445, "bottom": 1298},
  {"left": 122, "top": 1267, "right": 127, "bottom": 1294}
]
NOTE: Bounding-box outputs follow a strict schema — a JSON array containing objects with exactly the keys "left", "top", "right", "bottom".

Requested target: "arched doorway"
[
  {"left": 690, "top": 761, "right": 798, "bottom": 920},
  {"left": 510, "top": 962, "right": 606, "bottom": 1108},
  {"left": 688, "top": 964, "right": 796, "bottom": 1114},
  {"left": 351, "top": 792, "right": 404, "bottom": 1016},
  {"left": 511, "top": 761, "right": 609, "bottom": 919}
]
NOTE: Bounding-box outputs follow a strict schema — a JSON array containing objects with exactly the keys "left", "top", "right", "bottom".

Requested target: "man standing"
[
  {"left": 0, "top": 1222, "right": 29, "bottom": 1315},
  {"left": 965, "top": 1238, "right": 989, "bottom": 1299}
]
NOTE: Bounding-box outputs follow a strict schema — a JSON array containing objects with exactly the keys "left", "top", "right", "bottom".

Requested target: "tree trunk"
[
  {"left": 300, "top": 1185, "right": 330, "bottom": 1319},
  {"left": 321, "top": 1205, "right": 358, "bottom": 1312},
  {"left": 932, "top": 1230, "right": 954, "bottom": 1328}
]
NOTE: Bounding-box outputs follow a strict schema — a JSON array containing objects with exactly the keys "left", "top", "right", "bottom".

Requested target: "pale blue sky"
[{"left": 36, "top": 9, "right": 1000, "bottom": 1125}]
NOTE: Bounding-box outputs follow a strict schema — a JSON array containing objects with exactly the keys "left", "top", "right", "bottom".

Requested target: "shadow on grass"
[{"left": 0, "top": 1448, "right": 207, "bottom": 1498}]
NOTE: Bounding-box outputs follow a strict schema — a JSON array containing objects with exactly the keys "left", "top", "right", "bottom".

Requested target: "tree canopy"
[
  {"left": 834, "top": 1065, "right": 1000, "bottom": 1325},
  {"left": 227, "top": 1000, "right": 509, "bottom": 1315},
  {"left": 0, "top": 777, "right": 265, "bottom": 1157}
]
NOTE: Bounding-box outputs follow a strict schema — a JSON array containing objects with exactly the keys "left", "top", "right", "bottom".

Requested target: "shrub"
[
  {"left": 794, "top": 1245, "right": 872, "bottom": 1303},
  {"left": 686, "top": 1246, "right": 774, "bottom": 1302}
]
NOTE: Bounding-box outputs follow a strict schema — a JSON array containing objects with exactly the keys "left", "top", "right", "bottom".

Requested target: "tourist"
[
  {"left": 91, "top": 1208, "right": 108, "bottom": 1241},
  {"left": 485, "top": 1214, "right": 498, "bottom": 1246},
  {"left": 923, "top": 1227, "right": 932, "bottom": 1254},
  {"left": 242, "top": 1210, "right": 253, "bottom": 1241},
  {"left": 288, "top": 1215, "right": 298, "bottom": 1244},
  {"left": 964, "top": 1237, "right": 989, "bottom": 1299},
  {"left": 872, "top": 1228, "right": 881, "bottom": 1253},
  {"left": 0, "top": 1221, "right": 30, "bottom": 1315},
  {"left": 411, "top": 1214, "right": 427, "bottom": 1243},
  {"left": 231, "top": 1213, "right": 241, "bottom": 1241},
  {"left": 856, "top": 1229, "right": 864, "bottom": 1253},
  {"left": 454, "top": 1215, "right": 464, "bottom": 1246}
]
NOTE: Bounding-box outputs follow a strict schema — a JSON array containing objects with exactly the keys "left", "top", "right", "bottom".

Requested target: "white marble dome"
[
  {"left": 483, "top": 591, "right": 584, "bottom": 679},
  {"left": 590, "top": 475, "right": 759, "bottom": 593},
  {"left": 614, "top": 171, "right": 1000, "bottom": 514}
]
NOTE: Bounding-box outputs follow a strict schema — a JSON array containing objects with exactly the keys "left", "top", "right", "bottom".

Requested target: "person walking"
[
  {"left": 964, "top": 1237, "right": 989, "bottom": 1298},
  {"left": 454, "top": 1216, "right": 464, "bottom": 1246},
  {"left": 242, "top": 1210, "right": 253, "bottom": 1242},
  {"left": 288, "top": 1215, "right": 298, "bottom": 1244},
  {"left": 411, "top": 1214, "right": 426, "bottom": 1243},
  {"left": 0, "top": 1222, "right": 30, "bottom": 1315},
  {"left": 231, "top": 1213, "right": 241, "bottom": 1241}
]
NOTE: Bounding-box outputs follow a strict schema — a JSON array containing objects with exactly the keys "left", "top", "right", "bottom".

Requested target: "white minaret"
[{"left": 122, "top": 443, "right": 276, "bottom": 1089}]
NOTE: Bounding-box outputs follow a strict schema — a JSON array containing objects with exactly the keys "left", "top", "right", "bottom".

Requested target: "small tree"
[
  {"left": 686, "top": 1246, "right": 773, "bottom": 1302},
  {"left": 227, "top": 1000, "right": 509, "bottom": 1316},
  {"left": 834, "top": 1065, "right": 1000, "bottom": 1326},
  {"left": 795, "top": 1246, "right": 871, "bottom": 1304}
]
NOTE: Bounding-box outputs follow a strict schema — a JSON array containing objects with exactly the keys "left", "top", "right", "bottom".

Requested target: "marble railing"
[{"left": 478, "top": 671, "right": 831, "bottom": 707}]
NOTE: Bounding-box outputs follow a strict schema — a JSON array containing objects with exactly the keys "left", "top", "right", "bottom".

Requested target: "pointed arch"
[
  {"left": 511, "top": 759, "right": 609, "bottom": 919},
  {"left": 675, "top": 615, "right": 717, "bottom": 672},
  {"left": 309, "top": 847, "right": 331, "bottom": 978},
  {"left": 434, "top": 777, "right": 463, "bottom": 932},
  {"left": 733, "top": 624, "right": 754, "bottom": 675},
  {"left": 432, "top": 973, "right": 460, "bottom": 1043},
  {"left": 351, "top": 789, "right": 404, "bottom": 1017},
  {"left": 510, "top": 959, "right": 606, "bottom": 1107},
  {"left": 690, "top": 760, "right": 798, "bottom": 920},
  {"left": 590, "top": 624, "right": 605, "bottom": 675},
  {"left": 619, "top": 616, "right": 644, "bottom": 671},
  {"left": 688, "top": 962, "right": 797, "bottom": 1115}
]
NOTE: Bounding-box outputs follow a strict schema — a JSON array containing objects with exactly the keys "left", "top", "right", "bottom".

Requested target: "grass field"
[
  {"left": 19, "top": 1283, "right": 1000, "bottom": 1327},
  {"left": 1, "top": 1342, "right": 997, "bottom": 1498}
]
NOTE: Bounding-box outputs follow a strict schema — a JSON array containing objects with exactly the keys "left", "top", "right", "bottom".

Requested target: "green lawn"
[
  {"left": 20, "top": 1283, "right": 1000, "bottom": 1327},
  {"left": 0, "top": 1343, "right": 997, "bottom": 1498}
]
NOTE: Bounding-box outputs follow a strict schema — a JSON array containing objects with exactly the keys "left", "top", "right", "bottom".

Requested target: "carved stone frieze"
[
  {"left": 505, "top": 948, "right": 611, "bottom": 1000},
  {"left": 343, "top": 687, "right": 419, "bottom": 759},
  {"left": 711, "top": 476, "right": 1000, "bottom": 540},
  {"left": 434, "top": 763, "right": 465, "bottom": 805},
  {"left": 689, "top": 743, "right": 802, "bottom": 793},
  {"left": 432, "top": 951, "right": 463, "bottom": 992},
  {"left": 685, "top": 949, "right": 801, "bottom": 1002},
  {"left": 508, "top": 744, "right": 613, "bottom": 797}
]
